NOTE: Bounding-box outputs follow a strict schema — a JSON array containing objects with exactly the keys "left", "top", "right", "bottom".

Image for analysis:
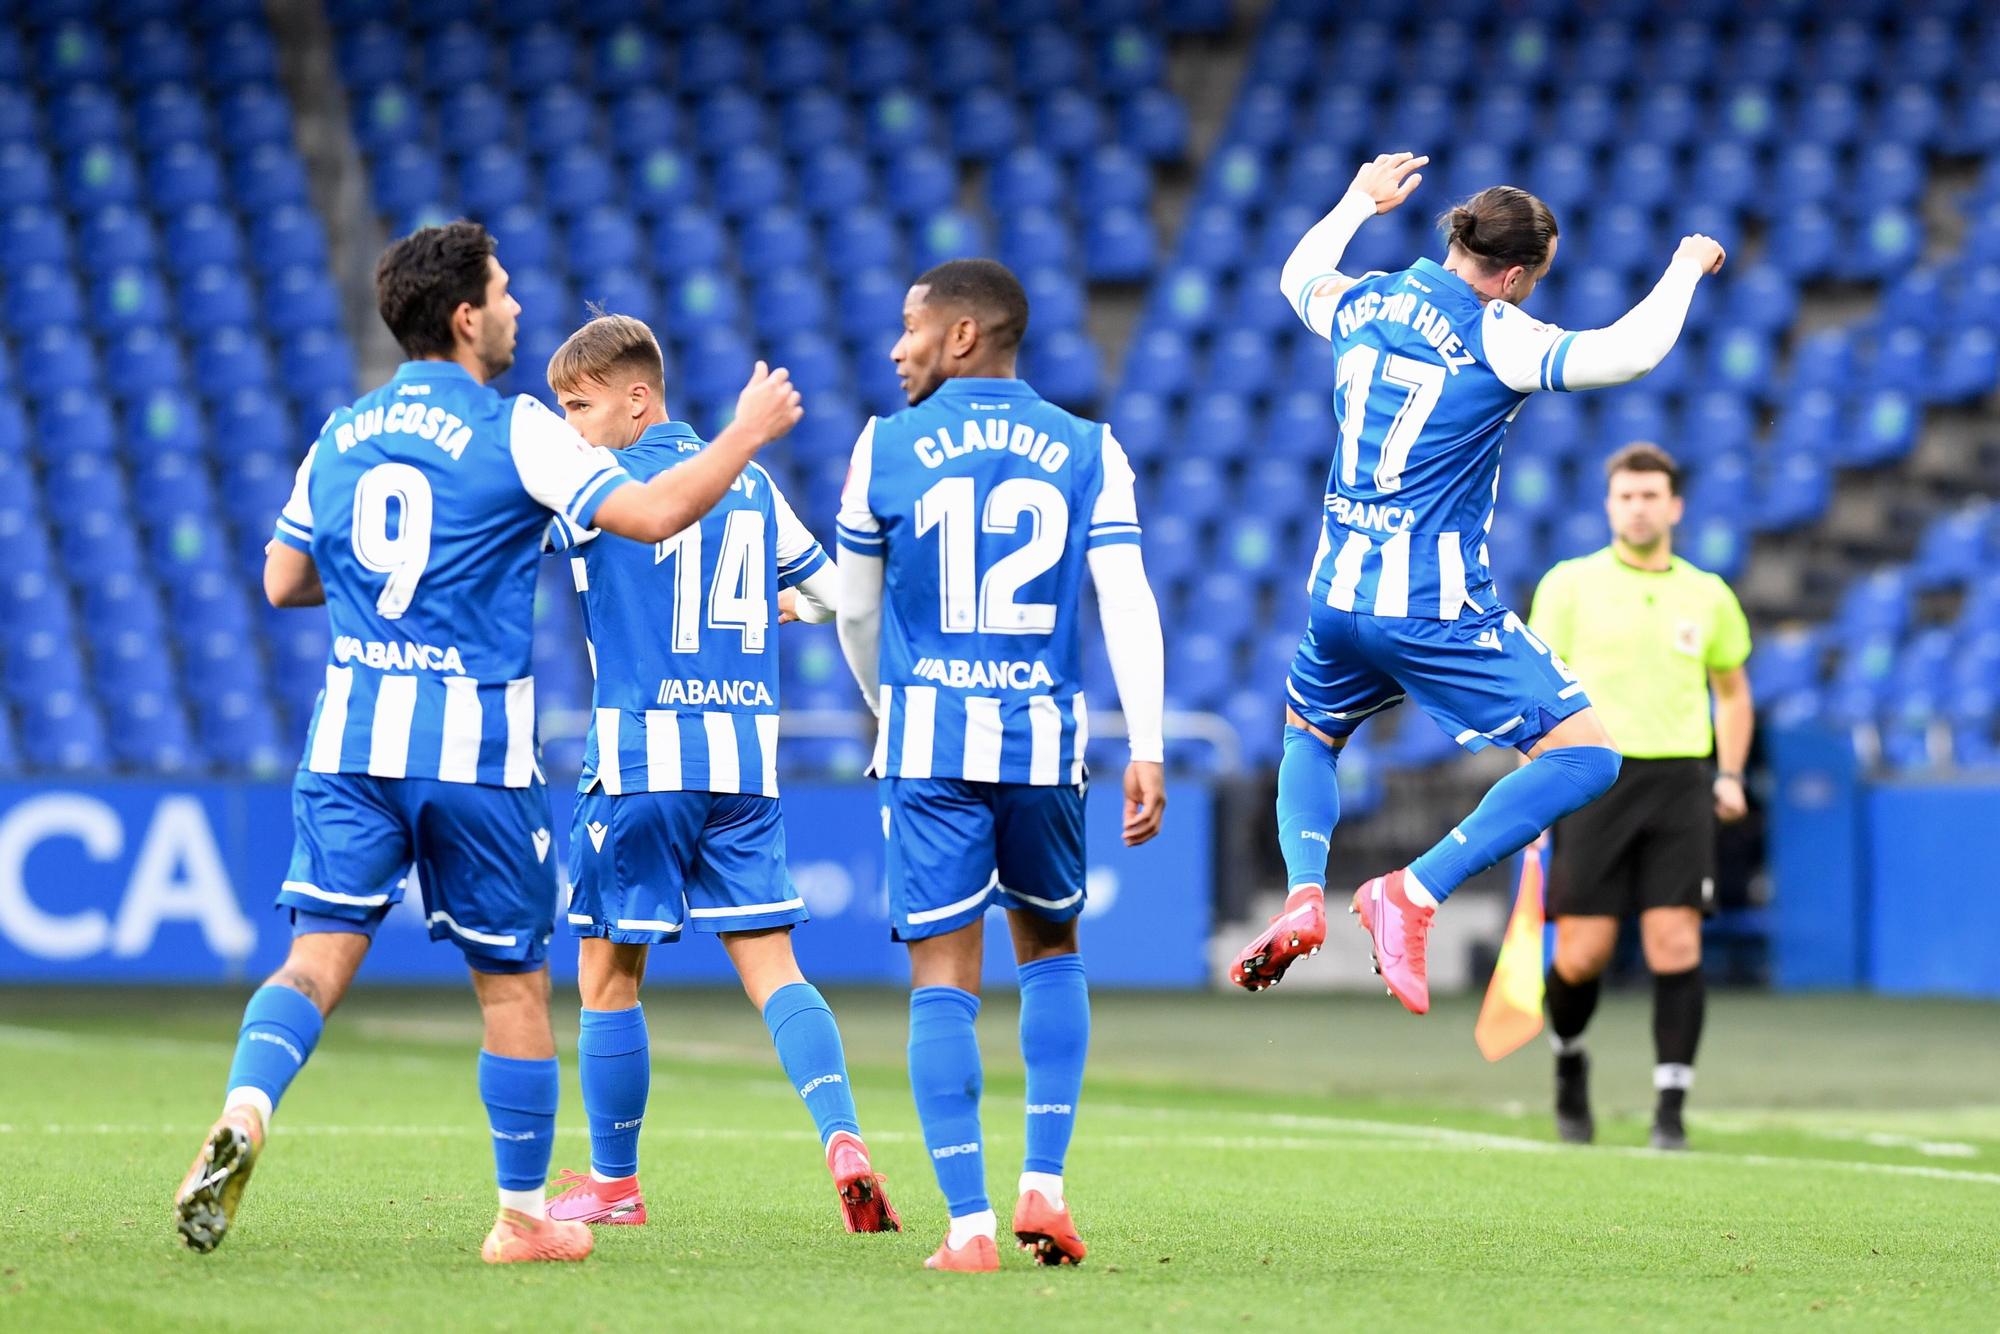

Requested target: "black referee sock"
[
  {"left": 1652, "top": 965, "right": 1705, "bottom": 1097},
  {"left": 1543, "top": 966, "right": 1600, "bottom": 1050}
]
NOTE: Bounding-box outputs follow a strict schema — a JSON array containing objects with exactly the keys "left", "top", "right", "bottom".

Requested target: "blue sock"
[
  {"left": 223, "top": 984, "right": 324, "bottom": 1114},
  {"left": 478, "top": 1051, "right": 559, "bottom": 1192},
  {"left": 1408, "top": 746, "right": 1621, "bottom": 903},
  {"left": 1017, "top": 954, "right": 1089, "bottom": 1176},
  {"left": 763, "top": 982, "right": 861, "bottom": 1145},
  {"left": 1276, "top": 725, "right": 1341, "bottom": 890},
  {"left": 577, "top": 1006, "right": 649, "bottom": 1178},
  {"left": 908, "top": 985, "right": 988, "bottom": 1217}
]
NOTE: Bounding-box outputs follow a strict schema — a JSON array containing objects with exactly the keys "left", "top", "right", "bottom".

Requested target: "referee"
[{"left": 1527, "top": 442, "right": 1752, "bottom": 1151}]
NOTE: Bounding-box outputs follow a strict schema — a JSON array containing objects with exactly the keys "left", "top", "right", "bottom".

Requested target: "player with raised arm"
[
  {"left": 534, "top": 314, "right": 899, "bottom": 1234},
  {"left": 835, "top": 260, "right": 1167, "bottom": 1272},
  {"left": 171, "top": 223, "right": 801, "bottom": 1263},
  {"left": 1227, "top": 153, "right": 1725, "bottom": 1015}
]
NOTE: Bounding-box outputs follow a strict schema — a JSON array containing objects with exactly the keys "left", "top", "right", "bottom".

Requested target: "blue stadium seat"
[
  {"left": 65, "top": 141, "right": 141, "bottom": 211},
  {"left": 832, "top": 266, "right": 904, "bottom": 348},
  {"left": 1034, "top": 89, "right": 1104, "bottom": 160},
  {"left": 1083, "top": 208, "right": 1156, "bottom": 282},
  {"left": 948, "top": 87, "right": 1017, "bottom": 162},
  {"left": 80, "top": 204, "right": 159, "bottom": 274},
  {"left": 607, "top": 88, "right": 682, "bottom": 162},
  {"left": 879, "top": 147, "right": 958, "bottom": 219},
  {"left": 912, "top": 208, "right": 990, "bottom": 272},
  {"left": 4, "top": 265, "right": 83, "bottom": 337},
  {"left": 681, "top": 326, "right": 756, "bottom": 404},
  {"left": 1788, "top": 328, "right": 1854, "bottom": 396},
  {"left": 1875, "top": 81, "right": 1943, "bottom": 150},
  {"left": 541, "top": 146, "right": 615, "bottom": 217},
  {"left": 165, "top": 204, "right": 247, "bottom": 279},
  {"left": 795, "top": 144, "right": 873, "bottom": 220},
  {"left": 1204, "top": 327, "right": 1275, "bottom": 398},
  {"left": 1181, "top": 392, "right": 1254, "bottom": 460},
  {"left": 1078, "top": 145, "right": 1151, "bottom": 215},
  {"left": 712, "top": 145, "right": 788, "bottom": 218},
  {"left": 1845, "top": 208, "right": 1922, "bottom": 283},
  {"left": 207, "top": 20, "right": 280, "bottom": 85},
  {"left": 179, "top": 265, "right": 257, "bottom": 334},
  {"left": 1838, "top": 390, "right": 1918, "bottom": 467},
  {"left": 1122, "top": 329, "right": 1193, "bottom": 399},
  {"left": 651, "top": 207, "right": 727, "bottom": 277},
  {"left": 20, "top": 690, "right": 111, "bottom": 775},
  {"left": 507, "top": 22, "right": 576, "bottom": 88},
  {"left": 1631, "top": 83, "right": 1699, "bottom": 150},
  {"left": 996, "top": 207, "right": 1073, "bottom": 278},
  {"left": 1023, "top": 267, "right": 1084, "bottom": 333},
  {"left": 280, "top": 328, "right": 356, "bottom": 403},
  {"left": 49, "top": 86, "right": 124, "bottom": 153},
  {"left": 739, "top": 207, "right": 814, "bottom": 274},
  {"left": 753, "top": 269, "right": 830, "bottom": 342},
  {"left": 0, "top": 144, "right": 53, "bottom": 210},
  {"left": 370, "top": 141, "right": 445, "bottom": 219},
  {"left": 0, "top": 206, "right": 69, "bottom": 274},
  {"left": 193, "top": 326, "right": 274, "bottom": 398},
  {"left": 1107, "top": 390, "right": 1169, "bottom": 459},
  {"left": 435, "top": 84, "right": 510, "bottom": 158},
  {"left": 1937, "top": 327, "right": 1999, "bottom": 403},
  {"left": 124, "top": 389, "right": 206, "bottom": 457},
  {"left": 1120, "top": 87, "right": 1189, "bottom": 161},
  {"left": 991, "top": 147, "right": 1065, "bottom": 214},
  {"left": 27, "top": 327, "right": 101, "bottom": 395},
  {"left": 148, "top": 142, "right": 226, "bottom": 212},
  {"left": 1026, "top": 329, "right": 1100, "bottom": 408},
  {"left": 566, "top": 205, "right": 642, "bottom": 272}
]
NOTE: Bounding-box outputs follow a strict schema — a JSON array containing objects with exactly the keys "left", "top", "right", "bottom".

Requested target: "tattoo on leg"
[{"left": 271, "top": 970, "right": 323, "bottom": 1005}]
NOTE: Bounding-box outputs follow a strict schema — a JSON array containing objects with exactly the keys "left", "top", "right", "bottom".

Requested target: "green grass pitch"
[{"left": 2, "top": 984, "right": 1996, "bottom": 1331}]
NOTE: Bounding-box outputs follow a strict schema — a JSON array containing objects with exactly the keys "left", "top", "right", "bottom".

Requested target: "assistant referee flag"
[{"left": 1527, "top": 549, "right": 1750, "bottom": 759}]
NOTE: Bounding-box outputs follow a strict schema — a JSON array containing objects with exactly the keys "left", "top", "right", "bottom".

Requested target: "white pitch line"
[{"left": 4, "top": 1117, "right": 1998, "bottom": 1189}]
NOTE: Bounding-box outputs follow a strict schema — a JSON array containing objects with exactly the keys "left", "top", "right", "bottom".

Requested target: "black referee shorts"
[{"left": 1548, "top": 757, "right": 1715, "bottom": 919}]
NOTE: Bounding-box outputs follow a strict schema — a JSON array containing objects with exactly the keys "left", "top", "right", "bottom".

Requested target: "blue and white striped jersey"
[
  {"left": 1303, "top": 257, "right": 1579, "bottom": 621},
  {"left": 837, "top": 376, "right": 1141, "bottom": 786},
  {"left": 548, "top": 421, "right": 828, "bottom": 798},
  {"left": 272, "top": 360, "right": 632, "bottom": 787}
]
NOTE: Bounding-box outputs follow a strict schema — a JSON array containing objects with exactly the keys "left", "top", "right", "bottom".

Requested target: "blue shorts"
[
  {"left": 566, "top": 789, "right": 808, "bottom": 944},
  {"left": 883, "top": 778, "right": 1086, "bottom": 942},
  {"left": 1286, "top": 599, "right": 1592, "bottom": 753},
  {"left": 277, "top": 771, "right": 559, "bottom": 973}
]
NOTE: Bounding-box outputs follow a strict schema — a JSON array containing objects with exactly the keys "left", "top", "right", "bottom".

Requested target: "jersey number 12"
[{"left": 914, "top": 476, "right": 1067, "bottom": 636}]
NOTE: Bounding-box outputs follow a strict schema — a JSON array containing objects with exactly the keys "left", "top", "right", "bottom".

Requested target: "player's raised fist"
[
  {"left": 734, "top": 361, "right": 805, "bottom": 444},
  {"left": 1349, "top": 152, "right": 1429, "bottom": 215},
  {"left": 1674, "top": 234, "right": 1726, "bottom": 276}
]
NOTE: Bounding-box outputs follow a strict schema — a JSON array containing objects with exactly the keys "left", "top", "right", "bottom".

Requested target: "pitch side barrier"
[
  {"left": 1768, "top": 725, "right": 2000, "bottom": 998},
  {"left": 0, "top": 777, "right": 1211, "bottom": 987}
]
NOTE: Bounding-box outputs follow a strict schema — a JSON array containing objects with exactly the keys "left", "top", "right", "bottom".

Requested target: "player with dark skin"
[{"left": 886, "top": 279, "right": 1167, "bottom": 998}]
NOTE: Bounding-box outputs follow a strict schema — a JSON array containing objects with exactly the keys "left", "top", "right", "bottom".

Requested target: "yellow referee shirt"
[{"left": 1527, "top": 548, "right": 1751, "bottom": 760}]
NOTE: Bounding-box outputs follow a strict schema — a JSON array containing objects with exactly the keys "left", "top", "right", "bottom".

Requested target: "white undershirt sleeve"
[
  {"left": 788, "top": 561, "right": 838, "bottom": 624},
  {"left": 1278, "top": 188, "right": 1378, "bottom": 341},
  {"left": 1087, "top": 544, "right": 1165, "bottom": 764},
  {"left": 833, "top": 418, "right": 884, "bottom": 713},
  {"left": 1485, "top": 257, "right": 1705, "bottom": 393}
]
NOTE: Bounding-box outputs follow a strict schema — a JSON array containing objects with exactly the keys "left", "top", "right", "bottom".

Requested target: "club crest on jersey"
[{"left": 912, "top": 657, "right": 1056, "bottom": 690}]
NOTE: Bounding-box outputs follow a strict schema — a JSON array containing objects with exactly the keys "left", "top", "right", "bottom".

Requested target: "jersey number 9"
[{"left": 350, "top": 462, "right": 434, "bottom": 620}]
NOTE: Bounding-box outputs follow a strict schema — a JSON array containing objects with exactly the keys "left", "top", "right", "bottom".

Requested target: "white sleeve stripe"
[
  {"left": 564, "top": 468, "right": 624, "bottom": 523},
  {"left": 1089, "top": 522, "right": 1143, "bottom": 534},
  {"left": 275, "top": 516, "right": 311, "bottom": 539}
]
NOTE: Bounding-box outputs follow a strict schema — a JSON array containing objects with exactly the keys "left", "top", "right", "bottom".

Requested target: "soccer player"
[
  {"left": 1528, "top": 443, "right": 1753, "bottom": 1150},
  {"left": 534, "top": 314, "right": 899, "bottom": 1232},
  {"left": 835, "top": 260, "right": 1167, "bottom": 1272},
  {"left": 1227, "top": 152, "right": 1726, "bottom": 1015},
  {"left": 172, "top": 222, "right": 802, "bottom": 1263}
]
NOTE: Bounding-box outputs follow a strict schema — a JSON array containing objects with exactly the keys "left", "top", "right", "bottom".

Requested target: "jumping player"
[{"left": 1228, "top": 153, "right": 1725, "bottom": 1015}]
